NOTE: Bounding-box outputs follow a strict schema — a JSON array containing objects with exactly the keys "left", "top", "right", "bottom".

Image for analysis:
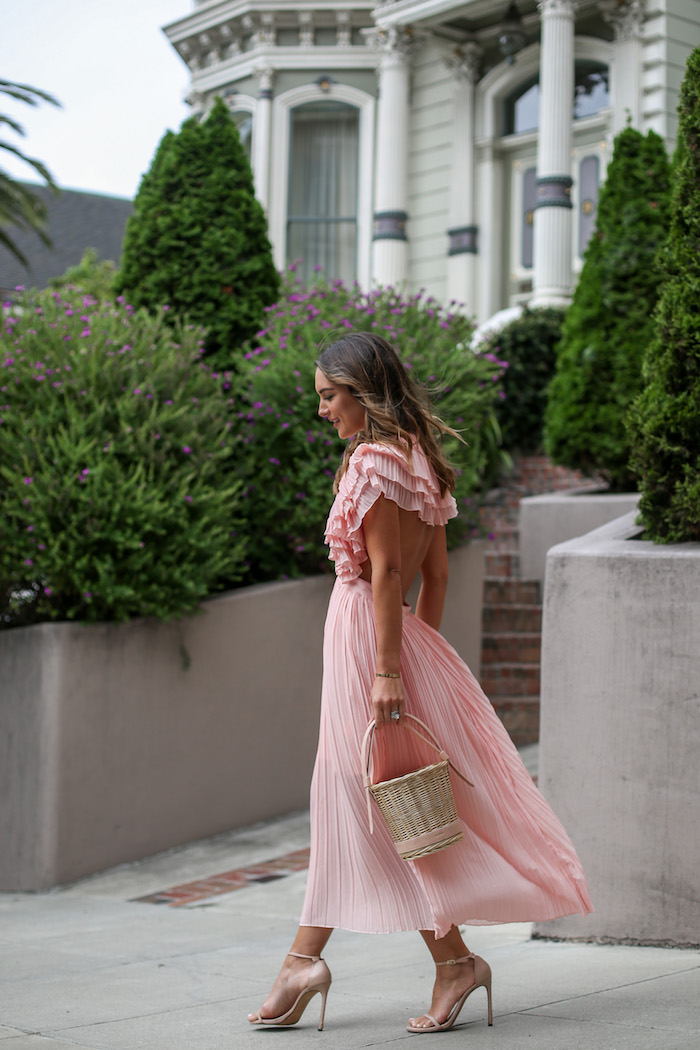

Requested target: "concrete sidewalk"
[{"left": 1, "top": 801, "right": 699, "bottom": 1048}]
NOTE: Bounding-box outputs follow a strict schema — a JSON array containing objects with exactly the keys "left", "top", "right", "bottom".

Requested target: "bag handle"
[{"left": 360, "top": 713, "right": 474, "bottom": 835}]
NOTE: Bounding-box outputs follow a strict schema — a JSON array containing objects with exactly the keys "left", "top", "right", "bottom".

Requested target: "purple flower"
[
  {"left": 23, "top": 477, "right": 32, "bottom": 485},
  {"left": 84, "top": 592, "right": 92, "bottom": 599},
  {"left": 43, "top": 586, "right": 51, "bottom": 596},
  {"left": 182, "top": 446, "right": 192, "bottom": 454},
  {"left": 81, "top": 468, "right": 90, "bottom": 476},
  {"left": 269, "top": 457, "right": 281, "bottom": 466},
  {"left": 26, "top": 525, "right": 34, "bottom": 532},
  {"left": 24, "top": 558, "right": 33, "bottom": 566},
  {"left": 184, "top": 495, "right": 192, "bottom": 503}
]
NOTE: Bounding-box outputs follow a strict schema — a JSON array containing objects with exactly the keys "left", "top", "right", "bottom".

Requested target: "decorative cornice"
[
  {"left": 364, "top": 25, "right": 423, "bottom": 66},
  {"left": 537, "top": 0, "right": 578, "bottom": 16},
  {"left": 599, "top": 0, "right": 644, "bottom": 42},
  {"left": 253, "top": 64, "right": 275, "bottom": 96},
  {"left": 443, "top": 41, "right": 482, "bottom": 84}
]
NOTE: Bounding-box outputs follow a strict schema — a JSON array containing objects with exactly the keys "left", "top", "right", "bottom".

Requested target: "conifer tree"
[
  {"left": 627, "top": 48, "right": 700, "bottom": 542},
  {"left": 116, "top": 98, "right": 279, "bottom": 360},
  {"left": 544, "top": 126, "right": 670, "bottom": 489}
]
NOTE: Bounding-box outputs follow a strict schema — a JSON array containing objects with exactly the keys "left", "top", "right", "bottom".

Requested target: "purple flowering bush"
[
  {"left": 233, "top": 271, "right": 507, "bottom": 583},
  {"left": 0, "top": 290, "right": 245, "bottom": 626}
]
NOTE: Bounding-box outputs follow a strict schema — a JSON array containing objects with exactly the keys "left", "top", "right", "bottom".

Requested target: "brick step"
[
  {"left": 480, "top": 663, "right": 540, "bottom": 698},
  {"left": 483, "top": 578, "right": 541, "bottom": 604},
  {"left": 484, "top": 551, "right": 520, "bottom": 578},
  {"left": 481, "top": 632, "right": 541, "bottom": 665},
  {"left": 482, "top": 604, "right": 542, "bottom": 633},
  {"left": 491, "top": 695, "right": 540, "bottom": 748}
]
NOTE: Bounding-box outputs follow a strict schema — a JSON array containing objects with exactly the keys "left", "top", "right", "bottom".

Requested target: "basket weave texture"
[
  {"left": 369, "top": 759, "right": 463, "bottom": 860},
  {"left": 361, "top": 714, "right": 473, "bottom": 861}
]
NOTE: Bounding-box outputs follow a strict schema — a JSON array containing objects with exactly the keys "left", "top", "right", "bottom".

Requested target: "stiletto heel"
[
  {"left": 406, "top": 953, "right": 493, "bottom": 1033},
  {"left": 248, "top": 951, "right": 332, "bottom": 1030}
]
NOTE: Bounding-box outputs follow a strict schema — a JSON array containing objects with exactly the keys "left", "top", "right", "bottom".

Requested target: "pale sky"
[{"left": 4, "top": 0, "right": 193, "bottom": 199}]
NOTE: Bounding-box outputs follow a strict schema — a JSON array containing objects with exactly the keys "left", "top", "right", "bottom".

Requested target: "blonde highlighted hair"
[{"left": 315, "top": 331, "right": 461, "bottom": 496}]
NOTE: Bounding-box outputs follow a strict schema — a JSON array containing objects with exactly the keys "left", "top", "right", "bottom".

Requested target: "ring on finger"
[{"left": 390, "top": 710, "right": 400, "bottom": 721}]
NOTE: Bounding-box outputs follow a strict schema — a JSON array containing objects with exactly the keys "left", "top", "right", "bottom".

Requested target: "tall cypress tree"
[
  {"left": 116, "top": 98, "right": 279, "bottom": 360},
  {"left": 544, "top": 126, "right": 670, "bottom": 490},
  {"left": 627, "top": 48, "right": 700, "bottom": 542}
]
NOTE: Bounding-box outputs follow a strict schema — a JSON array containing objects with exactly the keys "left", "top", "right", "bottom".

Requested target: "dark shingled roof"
[{"left": 0, "top": 183, "right": 133, "bottom": 296}]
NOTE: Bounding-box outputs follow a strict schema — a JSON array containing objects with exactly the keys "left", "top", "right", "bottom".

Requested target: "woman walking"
[{"left": 248, "top": 332, "right": 592, "bottom": 1034}]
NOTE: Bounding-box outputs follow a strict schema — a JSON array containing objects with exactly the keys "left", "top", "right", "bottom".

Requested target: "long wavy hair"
[{"left": 315, "top": 332, "right": 461, "bottom": 496}]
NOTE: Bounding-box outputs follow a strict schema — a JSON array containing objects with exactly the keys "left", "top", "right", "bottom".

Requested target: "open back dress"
[{"left": 299, "top": 440, "right": 592, "bottom": 938}]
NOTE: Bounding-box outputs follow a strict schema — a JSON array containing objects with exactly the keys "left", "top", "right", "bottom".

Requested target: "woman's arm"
[
  {"left": 415, "top": 526, "right": 449, "bottom": 631},
  {"left": 362, "top": 495, "right": 405, "bottom": 727}
]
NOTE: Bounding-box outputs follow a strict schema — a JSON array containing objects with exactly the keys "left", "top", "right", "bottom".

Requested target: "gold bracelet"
[{"left": 376, "top": 672, "right": 400, "bottom": 679}]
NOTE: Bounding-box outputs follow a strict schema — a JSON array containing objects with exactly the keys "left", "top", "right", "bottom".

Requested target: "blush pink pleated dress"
[{"left": 299, "top": 441, "right": 593, "bottom": 938}]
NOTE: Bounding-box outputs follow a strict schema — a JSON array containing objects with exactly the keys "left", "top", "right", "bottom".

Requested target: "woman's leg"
[
  {"left": 247, "top": 925, "right": 333, "bottom": 1022},
  {"left": 408, "top": 925, "right": 477, "bottom": 1029}
]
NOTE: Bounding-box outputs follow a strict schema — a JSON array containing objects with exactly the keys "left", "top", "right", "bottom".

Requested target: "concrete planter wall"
[
  {"left": 0, "top": 543, "right": 483, "bottom": 892},
  {"left": 519, "top": 489, "right": 639, "bottom": 585},
  {"left": 536, "top": 513, "right": 700, "bottom": 946}
]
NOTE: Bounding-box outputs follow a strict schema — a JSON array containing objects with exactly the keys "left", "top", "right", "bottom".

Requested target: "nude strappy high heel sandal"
[
  {"left": 248, "top": 951, "right": 332, "bottom": 1031},
  {"left": 406, "top": 953, "right": 493, "bottom": 1033}
]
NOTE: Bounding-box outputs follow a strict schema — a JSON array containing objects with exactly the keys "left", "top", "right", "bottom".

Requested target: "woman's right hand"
[{"left": 371, "top": 674, "right": 405, "bottom": 728}]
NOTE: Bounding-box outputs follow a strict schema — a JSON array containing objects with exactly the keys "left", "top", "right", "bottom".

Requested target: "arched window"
[
  {"left": 232, "top": 110, "right": 253, "bottom": 161},
  {"left": 286, "top": 101, "right": 359, "bottom": 284},
  {"left": 504, "top": 61, "right": 609, "bottom": 135}
]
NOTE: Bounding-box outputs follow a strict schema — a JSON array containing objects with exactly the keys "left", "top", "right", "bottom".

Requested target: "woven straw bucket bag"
[{"left": 360, "top": 713, "right": 474, "bottom": 861}]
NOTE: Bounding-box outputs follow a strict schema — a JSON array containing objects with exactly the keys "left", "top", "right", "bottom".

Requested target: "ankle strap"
[
  {"left": 288, "top": 951, "right": 322, "bottom": 961},
  {"left": 436, "top": 953, "right": 474, "bottom": 966}
]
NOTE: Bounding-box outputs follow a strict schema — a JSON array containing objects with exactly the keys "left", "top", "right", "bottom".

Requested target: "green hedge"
[
  {"left": 0, "top": 290, "right": 245, "bottom": 626},
  {"left": 628, "top": 48, "right": 700, "bottom": 541},
  {"left": 545, "top": 127, "right": 670, "bottom": 490},
  {"left": 116, "top": 97, "right": 279, "bottom": 359},
  {"left": 232, "top": 272, "right": 508, "bottom": 583},
  {"left": 476, "top": 307, "right": 564, "bottom": 454}
]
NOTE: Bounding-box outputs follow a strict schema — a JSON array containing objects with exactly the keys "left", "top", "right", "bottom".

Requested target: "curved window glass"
[
  {"left": 232, "top": 110, "right": 253, "bottom": 161},
  {"left": 504, "top": 62, "right": 609, "bottom": 135},
  {"left": 287, "top": 101, "right": 359, "bottom": 284},
  {"left": 574, "top": 62, "right": 609, "bottom": 120}
]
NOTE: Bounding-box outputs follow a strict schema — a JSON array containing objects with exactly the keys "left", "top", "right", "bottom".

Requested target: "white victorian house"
[{"left": 163, "top": 0, "right": 700, "bottom": 323}]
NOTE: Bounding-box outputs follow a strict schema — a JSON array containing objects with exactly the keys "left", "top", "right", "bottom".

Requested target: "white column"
[
  {"left": 444, "top": 43, "right": 481, "bottom": 311},
  {"left": 368, "top": 27, "right": 418, "bottom": 287},
  {"left": 478, "top": 142, "right": 503, "bottom": 323},
  {"left": 532, "top": 0, "right": 577, "bottom": 308},
  {"left": 602, "top": 0, "right": 644, "bottom": 133},
  {"left": 253, "top": 66, "right": 274, "bottom": 211}
]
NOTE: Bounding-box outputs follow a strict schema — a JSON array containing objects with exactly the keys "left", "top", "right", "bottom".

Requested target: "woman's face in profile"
[{"left": 314, "top": 368, "right": 365, "bottom": 440}]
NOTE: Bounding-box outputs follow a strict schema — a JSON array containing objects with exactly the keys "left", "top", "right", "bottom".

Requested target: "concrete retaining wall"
[
  {"left": 0, "top": 543, "right": 483, "bottom": 891},
  {"left": 536, "top": 513, "right": 700, "bottom": 946},
  {"left": 519, "top": 490, "right": 639, "bottom": 584}
]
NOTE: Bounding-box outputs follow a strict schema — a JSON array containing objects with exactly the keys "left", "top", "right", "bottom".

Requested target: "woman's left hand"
[{"left": 371, "top": 675, "right": 405, "bottom": 728}]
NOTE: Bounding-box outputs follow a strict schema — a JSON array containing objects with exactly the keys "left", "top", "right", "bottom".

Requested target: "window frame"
[{"left": 270, "top": 84, "right": 375, "bottom": 288}]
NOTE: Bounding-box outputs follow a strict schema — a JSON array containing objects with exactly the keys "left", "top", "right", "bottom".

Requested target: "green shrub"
[
  {"left": 49, "top": 247, "right": 118, "bottom": 301},
  {"left": 545, "top": 126, "right": 670, "bottom": 490},
  {"left": 0, "top": 290, "right": 245, "bottom": 626},
  {"left": 476, "top": 307, "right": 564, "bottom": 453},
  {"left": 116, "top": 97, "right": 279, "bottom": 360},
  {"left": 232, "top": 271, "right": 508, "bottom": 583},
  {"left": 627, "top": 48, "right": 700, "bottom": 542}
]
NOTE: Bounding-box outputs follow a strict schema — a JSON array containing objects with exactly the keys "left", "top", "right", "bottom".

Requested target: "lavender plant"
[
  {"left": 0, "top": 289, "right": 245, "bottom": 626},
  {"left": 233, "top": 270, "right": 507, "bottom": 583}
]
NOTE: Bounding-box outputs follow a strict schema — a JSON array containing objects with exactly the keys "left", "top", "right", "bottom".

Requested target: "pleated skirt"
[{"left": 299, "top": 577, "right": 593, "bottom": 939}]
